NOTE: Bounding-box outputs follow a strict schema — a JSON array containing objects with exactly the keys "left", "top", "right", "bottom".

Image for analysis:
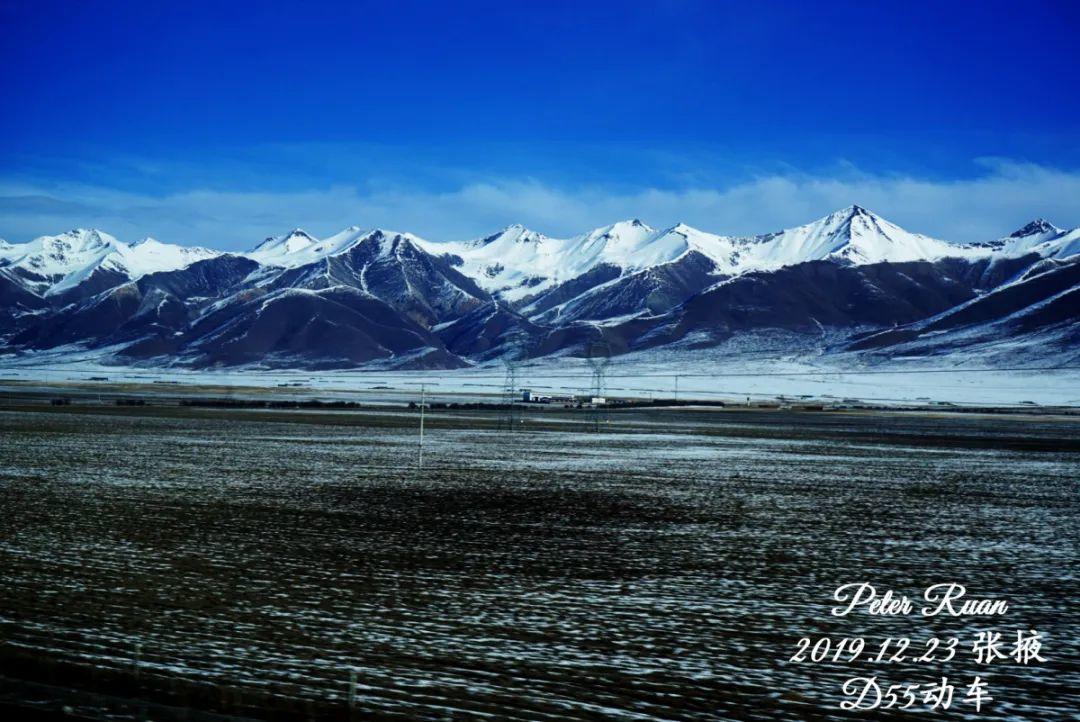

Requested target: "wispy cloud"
[{"left": 1, "top": 159, "right": 1078, "bottom": 249}]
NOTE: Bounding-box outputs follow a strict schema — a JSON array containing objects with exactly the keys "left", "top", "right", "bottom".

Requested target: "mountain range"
[{"left": 2, "top": 205, "right": 1078, "bottom": 369}]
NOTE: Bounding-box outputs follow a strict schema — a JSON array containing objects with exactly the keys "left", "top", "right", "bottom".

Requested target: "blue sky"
[{"left": 1, "top": 0, "right": 1078, "bottom": 247}]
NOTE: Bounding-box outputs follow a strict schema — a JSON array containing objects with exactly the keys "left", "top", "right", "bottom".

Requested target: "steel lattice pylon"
[
  {"left": 498, "top": 330, "right": 528, "bottom": 433},
  {"left": 499, "top": 361, "right": 520, "bottom": 432},
  {"left": 586, "top": 340, "right": 611, "bottom": 432}
]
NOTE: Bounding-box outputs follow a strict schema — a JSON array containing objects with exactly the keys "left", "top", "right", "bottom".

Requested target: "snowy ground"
[{"left": 0, "top": 347, "right": 1077, "bottom": 407}]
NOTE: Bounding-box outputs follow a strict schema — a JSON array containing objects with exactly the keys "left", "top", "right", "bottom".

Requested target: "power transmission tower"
[
  {"left": 499, "top": 360, "right": 519, "bottom": 432},
  {"left": 498, "top": 330, "right": 528, "bottom": 433},
  {"left": 586, "top": 340, "right": 611, "bottom": 432}
]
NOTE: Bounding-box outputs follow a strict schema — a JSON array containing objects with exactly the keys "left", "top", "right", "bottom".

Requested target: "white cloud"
[{"left": 1, "top": 160, "right": 1079, "bottom": 249}]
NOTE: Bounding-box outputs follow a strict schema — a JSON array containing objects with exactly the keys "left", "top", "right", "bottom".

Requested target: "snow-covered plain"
[{"left": 2, "top": 346, "right": 1076, "bottom": 407}]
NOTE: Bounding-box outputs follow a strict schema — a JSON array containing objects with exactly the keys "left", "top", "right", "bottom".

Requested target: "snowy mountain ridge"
[
  {"left": 249, "top": 227, "right": 431, "bottom": 270},
  {"left": 4, "top": 207, "right": 1077, "bottom": 302},
  {"left": 0, "top": 228, "right": 219, "bottom": 296},
  {"left": 736, "top": 205, "right": 988, "bottom": 267},
  {"left": 2, "top": 206, "right": 1078, "bottom": 372},
  {"left": 242, "top": 205, "right": 1080, "bottom": 302}
]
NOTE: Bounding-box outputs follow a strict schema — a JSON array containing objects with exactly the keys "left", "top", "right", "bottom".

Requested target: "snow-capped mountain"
[
  {"left": 734, "top": 205, "right": 989, "bottom": 268},
  {"left": 0, "top": 229, "right": 218, "bottom": 298},
  {"left": 436, "top": 219, "right": 702, "bottom": 301},
  {"left": 428, "top": 206, "right": 998, "bottom": 305},
  {"left": 1, "top": 207, "right": 1077, "bottom": 369},
  {"left": 248, "top": 226, "right": 432, "bottom": 269},
  {"left": 252, "top": 228, "right": 489, "bottom": 326},
  {"left": 249, "top": 228, "right": 320, "bottom": 259},
  {"left": 986, "top": 219, "right": 1080, "bottom": 260}
]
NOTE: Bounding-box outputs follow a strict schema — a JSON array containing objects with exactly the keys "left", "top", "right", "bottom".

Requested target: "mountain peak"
[
  {"left": 830, "top": 204, "right": 875, "bottom": 221},
  {"left": 251, "top": 228, "right": 318, "bottom": 254},
  {"left": 64, "top": 227, "right": 111, "bottom": 240},
  {"left": 601, "top": 218, "right": 655, "bottom": 235},
  {"left": 1009, "top": 219, "right": 1060, "bottom": 238},
  {"left": 746, "top": 205, "right": 986, "bottom": 268},
  {"left": 659, "top": 222, "right": 703, "bottom": 240},
  {"left": 500, "top": 223, "right": 542, "bottom": 239},
  {"left": 366, "top": 228, "right": 408, "bottom": 240},
  {"left": 474, "top": 224, "right": 545, "bottom": 247},
  {"left": 38, "top": 228, "right": 121, "bottom": 254},
  {"left": 795, "top": 206, "right": 885, "bottom": 239}
]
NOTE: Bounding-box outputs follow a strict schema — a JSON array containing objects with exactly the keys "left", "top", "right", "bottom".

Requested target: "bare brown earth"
[{"left": 0, "top": 391, "right": 1077, "bottom": 721}]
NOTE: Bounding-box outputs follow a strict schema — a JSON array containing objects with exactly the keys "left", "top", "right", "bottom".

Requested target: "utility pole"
[
  {"left": 405, "top": 381, "right": 437, "bottom": 470},
  {"left": 674, "top": 374, "right": 679, "bottom": 402}
]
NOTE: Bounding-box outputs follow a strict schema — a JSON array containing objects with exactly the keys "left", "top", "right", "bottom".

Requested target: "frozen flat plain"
[
  {"left": 1, "top": 348, "right": 1079, "bottom": 407},
  {"left": 0, "top": 395, "right": 1078, "bottom": 721}
]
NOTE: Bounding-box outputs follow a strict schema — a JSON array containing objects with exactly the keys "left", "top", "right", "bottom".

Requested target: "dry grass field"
[{"left": 1, "top": 394, "right": 1077, "bottom": 721}]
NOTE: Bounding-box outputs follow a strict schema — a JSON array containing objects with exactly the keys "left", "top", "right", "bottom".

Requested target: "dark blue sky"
[{"left": 1, "top": 0, "right": 1078, "bottom": 247}]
